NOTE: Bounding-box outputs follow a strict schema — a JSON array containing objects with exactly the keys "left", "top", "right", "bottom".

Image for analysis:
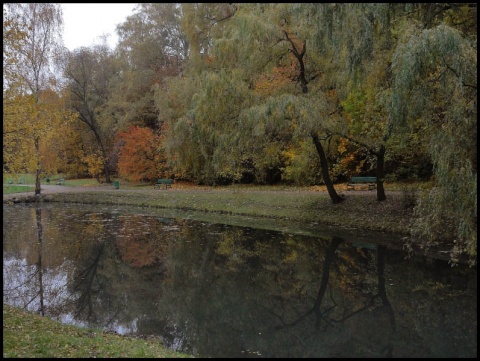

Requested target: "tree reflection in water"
[
  {"left": 72, "top": 242, "right": 105, "bottom": 321},
  {"left": 269, "top": 237, "right": 396, "bottom": 357},
  {"left": 3, "top": 203, "right": 477, "bottom": 358},
  {"left": 35, "top": 207, "right": 45, "bottom": 315}
]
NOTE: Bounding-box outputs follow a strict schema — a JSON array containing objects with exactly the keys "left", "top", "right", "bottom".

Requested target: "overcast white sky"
[{"left": 61, "top": 3, "right": 137, "bottom": 51}]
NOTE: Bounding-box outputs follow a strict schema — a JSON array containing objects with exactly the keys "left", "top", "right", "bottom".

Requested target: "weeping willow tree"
[
  {"left": 157, "top": 69, "right": 255, "bottom": 185},
  {"left": 305, "top": 4, "right": 433, "bottom": 202},
  {"left": 154, "top": 4, "right": 243, "bottom": 184},
  {"left": 158, "top": 4, "right": 344, "bottom": 195},
  {"left": 391, "top": 22, "right": 477, "bottom": 265},
  {"left": 208, "top": 3, "right": 345, "bottom": 201}
]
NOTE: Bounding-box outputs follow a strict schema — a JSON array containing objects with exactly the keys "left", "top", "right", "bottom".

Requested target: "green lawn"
[
  {"left": 3, "top": 174, "right": 106, "bottom": 187},
  {"left": 3, "top": 185, "right": 36, "bottom": 195},
  {"left": 57, "top": 178, "right": 101, "bottom": 187},
  {"left": 3, "top": 304, "right": 192, "bottom": 358}
]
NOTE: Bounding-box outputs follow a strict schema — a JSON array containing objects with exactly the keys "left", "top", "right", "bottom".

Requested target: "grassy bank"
[
  {"left": 3, "top": 305, "right": 191, "bottom": 358},
  {"left": 38, "top": 185, "right": 416, "bottom": 236}
]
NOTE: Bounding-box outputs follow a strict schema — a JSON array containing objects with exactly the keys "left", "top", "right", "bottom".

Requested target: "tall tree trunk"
[
  {"left": 102, "top": 156, "right": 111, "bottom": 184},
  {"left": 92, "top": 130, "right": 111, "bottom": 184},
  {"left": 311, "top": 133, "right": 344, "bottom": 204},
  {"left": 375, "top": 145, "right": 386, "bottom": 201},
  {"left": 287, "top": 31, "right": 342, "bottom": 203},
  {"left": 34, "top": 137, "right": 41, "bottom": 196}
]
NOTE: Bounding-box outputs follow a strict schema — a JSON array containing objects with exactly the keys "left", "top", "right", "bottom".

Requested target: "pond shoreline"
[{"left": 3, "top": 184, "right": 460, "bottom": 263}]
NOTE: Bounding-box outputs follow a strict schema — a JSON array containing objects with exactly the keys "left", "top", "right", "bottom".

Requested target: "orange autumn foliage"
[
  {"left": 254, "top": 65, "right": 296, "bottom": 97},
  {"left": 116, "top": 126, "right": 165, "bottom": 183},
  {"left": 254, "top": 32, "right": 305, "bottom": 97}
]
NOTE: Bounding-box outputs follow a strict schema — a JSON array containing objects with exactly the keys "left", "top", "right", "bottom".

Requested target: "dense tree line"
[{"left": 3, "top": 3, "right": 476, "bottom": 264}]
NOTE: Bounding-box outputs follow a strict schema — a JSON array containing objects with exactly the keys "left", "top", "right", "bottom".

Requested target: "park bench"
[
  {"left": 347, "top": 176, "right": 377, "bottom": 190},
  {"left": 56, "top": 178, "right": 65, "bottom": 185},
  {"left": 154, "top": 178, "right": 173, "bottom": 190}
]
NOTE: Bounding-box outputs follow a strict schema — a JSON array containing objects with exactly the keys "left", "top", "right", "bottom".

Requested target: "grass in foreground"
[{"left": 3, "top": 304, "right": 192, "bottom": 358}]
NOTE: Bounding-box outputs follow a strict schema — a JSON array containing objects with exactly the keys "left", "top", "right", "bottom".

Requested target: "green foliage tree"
[
  {"left": 156, "top": 3, "right": 253, "bottom": 185},
  {"left": 180, "top": 3, "right": 237, "bottom": 73},
  {"left": 390, "top": 21, "right": 477, "bottom": 264},
  {"left": 154, "top": 75, "right": 199, "bottom": 181},
  {"left": 114, "top": 3, "right": 187, "bottom": 130},
  {"left": 158, "top": 69, "right": 257, "bottom": 185},
  {"left": 298, "top": 4, "right": 396, "bottom": 201}
]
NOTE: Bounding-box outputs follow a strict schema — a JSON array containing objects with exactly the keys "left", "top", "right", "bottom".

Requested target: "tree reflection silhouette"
[
  {"left": 35, "top": 207, "right": 45, "bottom": 316},
  {"left": 274, "top": 237, "right": 397, "bottom": 357},
  {"left": 72, "top": 242, "right": 106, "bottom": 321}
]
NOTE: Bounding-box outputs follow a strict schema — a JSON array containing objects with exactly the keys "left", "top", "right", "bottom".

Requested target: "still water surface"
[{"left": 3, "top": 203, "right": 477, "bottom": 358}]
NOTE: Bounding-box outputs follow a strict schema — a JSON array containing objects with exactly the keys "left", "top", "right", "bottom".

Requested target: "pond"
[{"left": 3, "top": 203, "right": 477, "bottom": 358}]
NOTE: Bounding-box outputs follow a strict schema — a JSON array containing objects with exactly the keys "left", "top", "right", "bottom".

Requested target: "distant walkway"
[{"left": 3, "top": 184, "right": 112, "bottom": 202}]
